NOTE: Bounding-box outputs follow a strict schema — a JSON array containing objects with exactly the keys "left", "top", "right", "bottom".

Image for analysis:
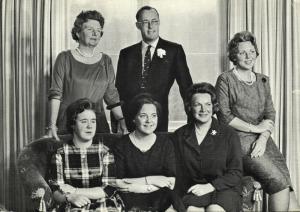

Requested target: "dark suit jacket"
[
  {"left": 115, "top": 38, "right": 193, "bottom": 131},
  {"left": 172, "top": 118, "right": 243, "bottom": 196}
]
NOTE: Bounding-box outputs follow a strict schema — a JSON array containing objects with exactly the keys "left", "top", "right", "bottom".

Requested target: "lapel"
[
  {"left": 149, "top": 37, "right": 166, "bottom": 74},
  {"left": 182, "top": 123, "right": 200, "bottom": 153},
  {"left": 131, "top": 42, "right": 143, "bottom": 81},
  {"left": 182, "top": 118, "right": 220, "bottom": 153},
  {"left": 199, "top": 118, "right": 221, "bottom": 151}
]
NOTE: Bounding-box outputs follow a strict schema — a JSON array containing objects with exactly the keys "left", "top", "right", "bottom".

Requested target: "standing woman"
[
  {"left": 114, "top": 93, "right": 185, "bottom": 211},
  {"left": 173, "top": 83, "right": 243, "bottom": 212},
  {"left": 216, "top": 31, "right": 300, "bottom": 211},
  {"left": 47, "top": 10, "right": 127, "bottom": 139}
]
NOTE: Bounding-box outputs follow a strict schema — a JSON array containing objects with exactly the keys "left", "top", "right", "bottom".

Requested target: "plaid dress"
[{"left": 49, "top": 139, "right": 121, "bottom": 211}]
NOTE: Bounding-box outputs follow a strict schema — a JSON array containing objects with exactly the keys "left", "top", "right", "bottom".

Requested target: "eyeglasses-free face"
[
  {"left": 235, "top": 41, "right": 257, "bottom": 71},
  {"left": 78, "top": 19, "right": 102, "bottom": 47},
  {"left": 136, "top": 9, "right": 160, "bottom": 43},
  {"left": 134, "top": 103, "right": 158, "bottom": 135}
]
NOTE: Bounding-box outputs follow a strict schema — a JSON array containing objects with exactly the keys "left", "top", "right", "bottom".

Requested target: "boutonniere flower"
[
  {"left": 210, "top": 130, "right": 217, "bottom": 136},
  {"left": 157, "top": 48, "right": 166, "bottom": 58}
]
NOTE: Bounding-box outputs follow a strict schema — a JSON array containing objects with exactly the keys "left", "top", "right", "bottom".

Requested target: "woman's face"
[
  {"left": 134, "top": 103, "right": 158, "bottom": 135},
  {"left": 191, "top": 93, "right": 213, "bottom": 124},
  {"left": 77, "top": 19, "right": 102, "bottom": 47},
  {"left": 73, "top": 109, "right": 96, "bottom": 142},
  {"left": 235, "top": 41, "right": 257, "bottom": 71}
]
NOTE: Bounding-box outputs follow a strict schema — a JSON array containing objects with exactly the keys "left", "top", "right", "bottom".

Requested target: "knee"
[
  {"left": 206, "top": 204, "right": 225, "bottom": 212},
  {"left": 187, "top": 206, "right": 205, "bottom": 212}
]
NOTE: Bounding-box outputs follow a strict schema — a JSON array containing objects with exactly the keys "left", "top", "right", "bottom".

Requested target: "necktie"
[{"left": 141, "top": 45, "right": 151, "bottom": 89}]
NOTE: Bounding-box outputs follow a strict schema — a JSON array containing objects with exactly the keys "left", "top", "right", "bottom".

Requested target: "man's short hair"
[{"left": 136, "top": 6, "right": 159, "bottom": 21}]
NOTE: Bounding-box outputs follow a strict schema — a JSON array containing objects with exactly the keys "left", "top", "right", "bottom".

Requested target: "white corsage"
[
  {"left": 157, "top": 48, "right": 166, "bottom": 58},
  {"left": 210, "top": 130, "right": 217, "bottom": 136}
]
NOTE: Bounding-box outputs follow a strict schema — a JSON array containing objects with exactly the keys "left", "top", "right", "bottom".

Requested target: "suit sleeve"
[
  {"left": 174, "top": 45, "right": 193, "bottom": 101},
  {"left": 210, "top": 130, "right": 243, "bottom": 191},
  {"left": 115, "top": 50, "right": 126, "bottom": 99}
]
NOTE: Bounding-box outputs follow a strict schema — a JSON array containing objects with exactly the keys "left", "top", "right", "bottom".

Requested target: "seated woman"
[
  {"left": 173, "top": 83, "right": 243, "bottom": 212},
  {"left": 48, "top": 98, "right": 120, "bottom": 211},
  {"left": 215, "top": 31, "right": 299, "bottom": 211},
  {"left": 114, "top": 93, "right": 185, "bottom": 211}
]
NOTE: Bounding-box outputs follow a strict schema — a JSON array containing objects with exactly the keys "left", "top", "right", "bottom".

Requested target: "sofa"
[{"left": 17, "top": 133, "right": 264, "bottom": 211}]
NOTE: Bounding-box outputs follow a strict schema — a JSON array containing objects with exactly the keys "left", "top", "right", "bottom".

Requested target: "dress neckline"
[{"left": 68, "top": 50, "right": 104, "bottom": 65}]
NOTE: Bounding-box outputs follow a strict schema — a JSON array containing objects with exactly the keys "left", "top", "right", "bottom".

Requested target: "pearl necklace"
[
  {"left": 75, "top": 47, "right": 95, "bottom": 58},
  {"left": 233, "top": 69, "right": 256, "bottom": 85}
]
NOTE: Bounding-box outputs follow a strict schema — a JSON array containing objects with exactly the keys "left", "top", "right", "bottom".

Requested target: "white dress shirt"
[{"left": 141, "top": 38, "right": 159, "bottom": 70}]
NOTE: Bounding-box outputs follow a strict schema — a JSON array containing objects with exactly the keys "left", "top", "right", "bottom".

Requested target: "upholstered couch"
[{"left": 17, "top": 133, "right": 264, "bottom": 211}]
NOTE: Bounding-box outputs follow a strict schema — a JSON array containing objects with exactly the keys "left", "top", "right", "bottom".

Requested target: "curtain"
[
  {"left": 227, "top": 0, "right": 300, "bottom": 204},
  {"left": 0, "top": 0, "right": 69, "bottom": 210}
]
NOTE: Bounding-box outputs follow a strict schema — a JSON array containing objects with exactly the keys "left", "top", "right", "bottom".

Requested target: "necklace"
[
  {"left": 233, "top": 68, "right": 256, "bottom": 85},
  {"left": 75, "top": 47, "right": 95, "bottom": 58}
]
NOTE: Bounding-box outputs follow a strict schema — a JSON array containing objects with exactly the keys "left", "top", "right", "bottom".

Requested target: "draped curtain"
[
  {"left": 0, "top": 0, "right": 69, "bottom": 210},
  {"left": 227, "top": 0, "right": 300, "bottom": 203},
  {"left": 1, "top": 0, "right": 299, "bottom": 211}
]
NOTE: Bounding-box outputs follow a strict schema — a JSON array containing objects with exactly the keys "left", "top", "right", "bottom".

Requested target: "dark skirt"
[
  {"left": 183, "top": 190, "right": 242, "bottom": 212},
  {"left": 239, "top": 132, "right": 293, "bottom": 194},
  {"left": 120, "top": 188, "right": 185, "bottom": 212}
]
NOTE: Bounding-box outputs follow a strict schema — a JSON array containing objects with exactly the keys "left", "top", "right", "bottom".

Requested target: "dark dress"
[
  {"left": 173, "top": 118, "right": 243, "bottom": 212},
  {"left": 216, "top": 70, "right": 293, "bottom": 194},
  {"left": 114, "top": 134, "right": 184, "bottom": 211},
  {"left": 49, "top": 51, "right": 120, "bottom": 133}
]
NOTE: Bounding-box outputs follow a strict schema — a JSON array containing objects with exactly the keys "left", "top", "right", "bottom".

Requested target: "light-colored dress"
[
  {"left": 216, "top": 69, "right": 292, "bottom": 194},
  {"left": 49, "top": 51, "right": 120, "bottom": 133}
]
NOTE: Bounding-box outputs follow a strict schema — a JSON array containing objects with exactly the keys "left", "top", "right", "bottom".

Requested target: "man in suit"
[{"left": 115, "top": 6, "right": 193, "bottom": 132}]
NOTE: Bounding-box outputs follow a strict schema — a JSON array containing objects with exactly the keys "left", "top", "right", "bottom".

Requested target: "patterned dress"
[
  {"left": 216, "top": 69, "right": 292, "bottom": 194},
  {"left": 48, "top": 139, "right": 118, "bottom": 211}
]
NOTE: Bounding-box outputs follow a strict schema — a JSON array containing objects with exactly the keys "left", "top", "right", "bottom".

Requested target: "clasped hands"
[
  {"left": 59, "top": 184, "right": 90, "bottom": 208},
  {"left": 117, "top": 176, "right": 174, "bottom": 193},
  {"left": 187, "top": 183, "right": 215, "bottom": 197},
  {"left": 251, "top": 119, "right": 274, "bottom": 158}
]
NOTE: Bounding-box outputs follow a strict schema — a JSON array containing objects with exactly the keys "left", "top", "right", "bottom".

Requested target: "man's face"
[{"left": 136, "top": 9, "right": 160, "bottom": 43}]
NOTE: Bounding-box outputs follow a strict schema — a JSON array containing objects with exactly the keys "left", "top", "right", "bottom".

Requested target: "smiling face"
[
  {"left": 236, "top": 41, "right": 257, "bottom": 71},
  {"left": 134, "top": 103, "right": 158, "bottom": 135},
  {"left": 77, "top": 19, "right": 102, "bottom": 47},
  {"left": 136, "top": 9, "right": 160, "bottom": 43},
  {"left": 73, "top": 109, "right": 96, "bottom": 143},
  {"left": 191, "top": 93, "right": 213, "bottom": 124}
]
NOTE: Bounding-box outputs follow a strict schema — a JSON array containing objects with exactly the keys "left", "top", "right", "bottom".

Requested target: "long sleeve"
[
  {"left": 113, "top": 141, "right": 126, "bottom": 179},
  {"left": 263, "top": 77, "right": 276, "bottom": 122},
  {"left": 103, "top": 55, "right": 121, "bottom": 107},
  {"left": 48, "top": 52, "right": 67, "bottom": 100},
  {"left": 48, "top": 152, "right": 65, "bottom": 192},
  {"left": 162, "top": 137, "right": 176, "bottom": 177},
  {"left": 101, "top": 144, "right": 116, "bottom": 187},
  {"left": 210, "top": 130, "right": 243, "bottom": 191},
  {"left": 215, "top": 74, "right": 236, "bottom": 125},
  {"left": 174, "top": 45, "right": 193, "bottom": 101}
]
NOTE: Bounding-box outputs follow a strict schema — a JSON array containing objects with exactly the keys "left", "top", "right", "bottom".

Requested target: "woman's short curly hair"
[
  {"left": 185, "top": 83, "right": 219, "bottom": 121},
  {"left": 71, "top": 10, "right": 105, "bottom": 41},
  {"left": 128, "top": 93, "right": 161, "bottom": 131},
  {"left": 228, "top": 31, "right": 259, "bottom": 65},
  {"left": 66, "top": 98, "right": 96, "bottom": 133}
]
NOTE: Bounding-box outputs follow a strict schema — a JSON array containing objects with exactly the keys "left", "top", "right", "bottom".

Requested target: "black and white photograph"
[{"left": 1, "top": 0, "right": 300, "bottom": 211}]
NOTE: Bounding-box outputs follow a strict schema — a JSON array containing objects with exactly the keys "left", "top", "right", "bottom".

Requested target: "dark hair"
[
  {"left": 136, "top": 6, "right": 159, "bottom": 21},
  {"left": 66, "top": 98, "right": 96, "bottom": 133},
  {"left": 185, "top": 83, "right": 219, "bottom": 120},
  {"left": 228, "top": 31, "right": 259, "bottom": 65},
  {"left": 71, "top": 10, "right": 105, "bottom": 41},
  {"left": 128, "top": 93, "right": 161, "bottom": 130}
]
